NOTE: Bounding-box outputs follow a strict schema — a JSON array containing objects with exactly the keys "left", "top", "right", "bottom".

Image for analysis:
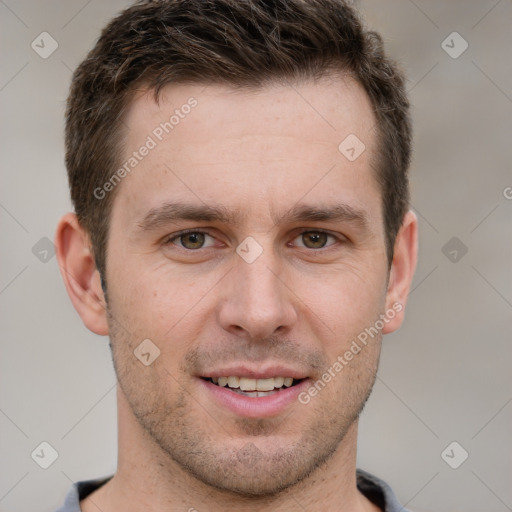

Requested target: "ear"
[
  {"left": 382, "top": 210, "right": 418, "bottom": 334},
  {"left": 55, "top": 213, "right": 109, "bottom": 335}
]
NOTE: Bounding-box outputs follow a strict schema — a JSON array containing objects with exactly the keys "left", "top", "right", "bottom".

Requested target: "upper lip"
[{"left": 199, "top": 365, "right": 309, "bottom": 380}]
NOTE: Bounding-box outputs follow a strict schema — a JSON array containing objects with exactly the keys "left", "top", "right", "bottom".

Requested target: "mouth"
[
  {"left": 202, "top": 376, "right": 304, "bottom": 398},
  {"left": 199, "top": 373, "right": 310, "bottom": 418}
]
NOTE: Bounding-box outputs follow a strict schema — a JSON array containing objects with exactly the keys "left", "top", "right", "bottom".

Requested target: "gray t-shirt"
[{"left": 55, "top": 469, "right": 409, "bottom": 511}]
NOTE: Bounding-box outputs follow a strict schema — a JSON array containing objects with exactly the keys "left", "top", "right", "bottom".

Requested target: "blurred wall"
[{"left": 1, "top": 1, "right": 510, "bottom": 511}]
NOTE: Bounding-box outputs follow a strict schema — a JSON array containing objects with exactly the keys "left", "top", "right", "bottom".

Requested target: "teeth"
[
  {"left": 274, "top": 376, "right": 285, "bottom": 388},
  {"left": 227, "top": 376, "right": 240, "bottom": 388},
  {"left": 232, "top": 389, "right": 280, "bottom": 397},
  {"left": 239, "top": 377, "right": 256, "bottom": 391},
  {"left": 255, "top": 378, "right": 275, "bottom": 392},
  {"left": 211, "top": 376, "right": 297, "bottom": 391}
]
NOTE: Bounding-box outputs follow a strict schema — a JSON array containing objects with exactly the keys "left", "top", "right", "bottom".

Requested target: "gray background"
[{"left": 1, "top": 1, "right": 511, "bottom": 511}]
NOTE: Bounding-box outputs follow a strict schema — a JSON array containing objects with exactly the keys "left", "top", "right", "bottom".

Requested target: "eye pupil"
[
  {"left": 181, "top": 232, "right": 205, "bottom": 249},
  {"left": 303, "top": 232, "right": 327, "bottom": 249}
]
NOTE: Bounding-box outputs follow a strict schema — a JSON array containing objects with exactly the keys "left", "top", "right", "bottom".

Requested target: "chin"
[{"left": 184, "top": 451, "right": 309, "bottom": 498}]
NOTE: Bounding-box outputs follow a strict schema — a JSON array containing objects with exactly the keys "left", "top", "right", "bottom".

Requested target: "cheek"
[
  {"left": 106, "top": 265, "right": 219, "bottom": 368},
  {"left": 108, "top": 259, "right": 202, "bottom": 322},
  {"left": 294, "top": 265, "right": 388, "bottom": 336}
]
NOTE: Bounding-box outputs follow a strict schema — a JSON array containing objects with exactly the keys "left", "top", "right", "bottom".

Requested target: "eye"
[
  {"left": 166, "top": 231, "right": 216, "bottom": 250},
  {"left": 292, "top": 231, "right": 338, "bottom": 249}
]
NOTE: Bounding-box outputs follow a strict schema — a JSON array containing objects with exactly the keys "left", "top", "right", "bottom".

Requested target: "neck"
[{"left": 81, "top": 388, "right": 380, "bottom": 512}]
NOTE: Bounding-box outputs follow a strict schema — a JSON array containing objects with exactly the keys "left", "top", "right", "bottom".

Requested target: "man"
[{"left": 55, "top": 0, "right": 418, "bottom": 510}]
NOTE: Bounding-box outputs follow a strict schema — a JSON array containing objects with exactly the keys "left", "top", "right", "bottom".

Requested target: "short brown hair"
[{"left": 65, "top": 0, "right": 412, "bottom": 281}]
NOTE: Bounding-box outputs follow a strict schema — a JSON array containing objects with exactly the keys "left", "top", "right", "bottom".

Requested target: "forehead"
[{"left": 114, "top": 76, "right": 381, "bottom": 229}]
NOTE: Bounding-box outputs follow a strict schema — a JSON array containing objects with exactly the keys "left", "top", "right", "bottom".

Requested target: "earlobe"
[
  {"left": 382, "top": 210, "right": 418, "bottom": 334},
  {"left": 55, "top": 213, "right": 109, "bottom": 336}
]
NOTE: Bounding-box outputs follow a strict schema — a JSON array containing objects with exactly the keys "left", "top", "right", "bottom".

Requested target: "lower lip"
[{"left": 199, "top": 378, "right": 310, "bottom": 418}]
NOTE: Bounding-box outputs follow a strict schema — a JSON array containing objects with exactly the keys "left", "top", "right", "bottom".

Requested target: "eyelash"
[{"left": 164, "top": 229, "right": 342, "bottom": 250}]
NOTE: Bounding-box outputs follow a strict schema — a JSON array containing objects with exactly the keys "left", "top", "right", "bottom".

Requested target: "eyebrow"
[
  {"left": 273, "top": 203, "right": 370, "bottom": 230},
  {"left": 137, "top": 201, "right": 370, "bottom": 232},
  {"left": 137, "top": 202, "right": 243, "bottom": 231}
]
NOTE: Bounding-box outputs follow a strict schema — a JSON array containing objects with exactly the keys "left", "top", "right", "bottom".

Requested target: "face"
[{"left": 105, "top": 76, "right": 391, "bottom": 496}]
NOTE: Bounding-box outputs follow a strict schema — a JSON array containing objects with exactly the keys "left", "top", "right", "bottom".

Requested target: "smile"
[
  {"left": 204, "top": 376, "right": 302, "bottom": 397},
  {"left": 199, "top": 374, "right": 309, "bottom": 418}
]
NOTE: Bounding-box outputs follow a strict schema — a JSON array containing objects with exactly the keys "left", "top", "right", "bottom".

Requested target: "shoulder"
[
  {"left": 357, "top": 469, "right": 410, "bottom": 512},
  {"left": 54, "top": 476, "right": 113, "bottom": 512}
]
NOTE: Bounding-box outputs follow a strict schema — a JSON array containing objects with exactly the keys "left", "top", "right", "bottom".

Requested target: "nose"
[{"left": 217, "top": 247, "right": 298, "bottom": 341}]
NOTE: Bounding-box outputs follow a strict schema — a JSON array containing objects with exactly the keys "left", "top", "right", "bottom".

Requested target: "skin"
[{"left": 56, "top": 75, "right": 417, "bottom": 512}]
